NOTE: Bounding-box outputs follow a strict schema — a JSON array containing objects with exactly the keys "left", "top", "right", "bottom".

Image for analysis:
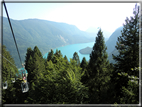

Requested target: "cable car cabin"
[
  {"left": 11, "top": 78, "right": 15, "bottom": 83},
  {"left": 21, "top": 81, "right": 29, "bottom": 93},
  {"left": 3, "top": 81, "right": 8, "bottom": 89}
]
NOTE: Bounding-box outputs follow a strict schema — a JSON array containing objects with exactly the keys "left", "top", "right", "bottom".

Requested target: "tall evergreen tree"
[
  {"left": 87, "top": 29, "right": 111, "bottom": 103},
  {"left": 32, "top": 46, "right": 45, "bottom": 82},
  {"left": 64, "top": 55, "right": 68, "bottom": 61},
  {"left": 25, "top": 47, "right": 33, "bottom": 84},
  {"left": 47, "top": 49, "right": 54, "bottom": 61},
  {"left": 25, "top": 46, "right": 45, "bottom": 103},
  {"left": 111, "top": 4, "right": 139, "bottom": 104},
  {"left": 80, "top": 57, "right": 89, "bottom": 84},
  {"left": 64, "top": 55, "right": 69, "bottom": 64},
  {"left": 72, "top": 52, "right": 80, "bottom": 66},
  {"left": 113, "top": 4, "right": 139, "bottom": 77},
  {"left": 80, "top": 57, "right": 88, "bottom": 71}
]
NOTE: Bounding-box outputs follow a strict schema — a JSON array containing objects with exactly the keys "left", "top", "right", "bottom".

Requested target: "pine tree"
[
  {"left": 113, "top": 4, "right": 139, "bottom": 77},
  {"left": 72, "top": 52, "right": 80, "bottom": 66},
  {"left": 25, "top": 47, "right": 33, "bottom": 83},
  {"left": 47, "top": 49, "right": 54, "bottom": 61},
  {"left": 64, "top": 55, "right": 69, "bottom": 64},
  {"left": 32, "top": 46, "right": 45, "bottom": 82},
  {"left": 87, "top": 29, "right": 111, "bottom": 103},
  {"left": 111, "top": 4, "right": 140, "bottom": 104},
  {"left": 64, "top": 55, "right": 67, "bottom": 60},
  {"left": 33, "top": 46, "right": 43, "bottom": 58},
  {"left": 80, "top": 57, "right": 88, "bottom": 84},
  {"left": 25, "top": 46, "right": 45, "bottom": 103},
  {"left": 80, "top": 57, "right": 88, "bottom": 71}
]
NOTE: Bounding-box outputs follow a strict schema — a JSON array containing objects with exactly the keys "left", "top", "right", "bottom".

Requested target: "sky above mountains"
[{"left": 3, "top": 2, "right": 138, "bottom": 34}]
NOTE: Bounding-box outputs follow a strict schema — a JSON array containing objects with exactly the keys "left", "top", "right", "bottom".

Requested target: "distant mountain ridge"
[{"left": 3, "top": 17, "right": 96, "bottom": 68}]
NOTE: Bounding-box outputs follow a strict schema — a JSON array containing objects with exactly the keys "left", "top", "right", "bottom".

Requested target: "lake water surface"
[{"left": 43, "top": 42, "right": 95, "bottom": 62}]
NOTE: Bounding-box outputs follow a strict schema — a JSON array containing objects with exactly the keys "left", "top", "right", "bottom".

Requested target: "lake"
[{"left": 43, "top": 42, "right": 95, "bottom": 62}]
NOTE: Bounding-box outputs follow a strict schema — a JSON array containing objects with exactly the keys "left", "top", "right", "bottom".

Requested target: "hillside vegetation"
[{"left": 2, "top": 4, "right": 140, "bottom": 105}]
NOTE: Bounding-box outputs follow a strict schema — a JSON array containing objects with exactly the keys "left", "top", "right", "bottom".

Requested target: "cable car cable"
[
  {"left": 3, "top": 1, "right": 23, "bottom": 68},
  {"left": 3, "top": 0, "right": 29, "bottom": 93},
  {"left": 1, "top": 54, "right": 17, "bottom": 68}
]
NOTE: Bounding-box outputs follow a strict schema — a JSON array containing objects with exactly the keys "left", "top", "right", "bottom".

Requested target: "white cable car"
[
  {"left": 21, "top": 81, "right": 29, "bottom": 93},
  {"left": 20, "top": 66, "right": 29, "bottom": 93},
  {"left": 3, "top": 81, "right": 8, "bottom": 89}
]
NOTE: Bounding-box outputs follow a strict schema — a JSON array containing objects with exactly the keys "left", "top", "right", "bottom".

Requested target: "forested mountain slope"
[{"left": 3, "top": 17, "right": 95, "bottom": 68}]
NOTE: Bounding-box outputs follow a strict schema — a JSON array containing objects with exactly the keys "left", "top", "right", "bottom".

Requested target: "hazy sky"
[{"left": 3, "top": 3, "right": 137, "bottom": 33}]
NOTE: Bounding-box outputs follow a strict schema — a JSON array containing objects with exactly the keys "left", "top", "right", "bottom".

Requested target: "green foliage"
[
  {"left": 21, "top": 45, "right": 88, "bottom": 104},
  {"left": 87, "top": 29, "right": 111, "bottom": 103},
  {"left": 47, "top": 49, "right": 54, "bottom": 61},
  {"left": 113, "top": 4, "right": 139, "bottom": 77},
  {"left": 2, "top": 4, "right": 139, "bottom": 104},
  {"left": 111, "top": 4, "right": 139, "bottom": 104},
  {"left": 2, "top": 45, "right": 20, "bottom": 104},
  {"left": 72, "top": 52, "right": 80, "bottom": 66},
  {"left": 80, "top": 57, "right": 89, "bottom": 84},
  {"left": 80, "top": 57, "right": 88, "bottom": 70}
]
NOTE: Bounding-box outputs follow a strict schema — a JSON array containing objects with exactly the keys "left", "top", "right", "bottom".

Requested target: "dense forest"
[{"left": 2, "top": 4, "right": 140, "bottom": 105}]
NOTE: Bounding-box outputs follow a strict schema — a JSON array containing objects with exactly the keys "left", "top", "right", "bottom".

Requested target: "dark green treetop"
[
  {"left": 47, "top": 49, "right": 54, "bottom": 61},
  {"left": 111, "top": 4, "right": 140, "bottom": 104},
  {"left": 72, "top": 52, "right": 80, "bottom": 66}
]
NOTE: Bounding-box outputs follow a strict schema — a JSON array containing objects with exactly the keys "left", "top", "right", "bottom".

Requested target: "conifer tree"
[
  {"left": 58, "top": 50, "right": 63, "bottom": 57},
  {"left": 64, "top": 55, "right": 69, "bottom": 64},
  {"left": 113, "top": 4, "right": 139, "bottom": 77},
  {"left": 25, "top": 46, "right": 45, "bottom": 103},
  {"left": 72, "top": 52, "right": 80, "bottom": 66},
  {"left": 64, "top": 55, "right": 68, "bottom": 61},
  {"left": 33, "top": 46, "right": 43, "bottom": 58},
  {"left": 32, "top": 46, "right": 45, "bottom": 82},
  {"left": 80, "top": 57, "right": 88, "bottom": 71},
  {"left": 80, "top": 57, "right": 88, "bottom": 84},
  {"left": 87, "top": 29, "right": 110, "bottom": 103},
  {"left": 47, "top": 49, "right": 54, "bottom": 61},
  {"left": 25, "top": 47, "right": 33, "bottom": 83},
  {"left": 25, "top": 47, "right": 44, "bottom": 86},
  {"left": 111, "top": 4, "right": 139, "bottom": 104}
]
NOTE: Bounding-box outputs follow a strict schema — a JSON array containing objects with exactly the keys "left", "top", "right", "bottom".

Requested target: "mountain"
[
  {"left": 86, "top": 26, "right": 112, "bottom": 42},
  {"left": 2, "top": 17, "right": 96, "bottom": 68},
  {"left": 106, "top": 26, "right": 123, "bottom": 63},
  {"left": 106, "top": 26, "right": 123, "bottom": 54},
  {"left": 79, "top": 26, "right": 123, "bottom": 55}
]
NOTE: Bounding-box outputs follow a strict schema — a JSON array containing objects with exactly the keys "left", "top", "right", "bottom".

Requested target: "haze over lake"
[{"left": 43, "top": 42, "right": 95, "bottom": 62}]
